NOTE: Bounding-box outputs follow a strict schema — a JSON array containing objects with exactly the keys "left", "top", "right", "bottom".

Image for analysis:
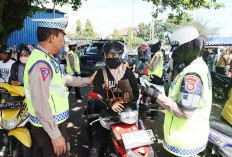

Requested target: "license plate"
[
  {"left": 121, "top": 129, "right": 157, "bottom": 149},
  {"left": 0, "top": 101, "right": 23, "bottom": 110}
]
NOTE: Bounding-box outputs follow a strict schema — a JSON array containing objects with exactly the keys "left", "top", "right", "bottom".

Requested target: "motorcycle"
[
  {"left": 210, "top": 72, "right": 231, "bottom": 102},
  {"left": 82, "top": 92, "right": 157, "bottom": 157},
  {"left": 202, "top": 117, "right": 232, "bottom": 157},
  {"left": 0, "top": 83, "right": 32, "bottom": 157}
]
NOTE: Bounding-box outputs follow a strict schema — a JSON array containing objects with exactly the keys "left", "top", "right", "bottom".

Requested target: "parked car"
[{"left": 80, "top": 40, "right": 106, "bottom": 76}]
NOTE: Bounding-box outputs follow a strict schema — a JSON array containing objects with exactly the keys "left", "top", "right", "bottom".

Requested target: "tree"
[
  {"left": 0, "top": 0, "right": 83, "bottom": 44},
  {"left": 83, "top": 19, "right": 94, "bottom": 37},
  {"left": 112, "top": 29, "right": 120, "bottom": 40},
  {"left": 76, "top": 20, "right": 82, "bottom": 36},
  {"left": 137, "top": 22, "right": 150, "bottom": 42},
  {"left": 131, "top": 37, "right": 145, "bottom": 48},
  {"left": 143, "top": 0, "right": 224, "bottom": 24},
  {"left": 127, "top": 28, "right": 132, "bottom": 48}
]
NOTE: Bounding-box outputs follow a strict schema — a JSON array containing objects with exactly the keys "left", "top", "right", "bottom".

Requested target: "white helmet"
[{"left": 168, "top": 26, "right": 199, "bottom": 51}]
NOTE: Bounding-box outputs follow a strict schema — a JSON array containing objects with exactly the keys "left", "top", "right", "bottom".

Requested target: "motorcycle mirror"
[{"left": 88, "top": 93, "right": 103, "bottom": 99}]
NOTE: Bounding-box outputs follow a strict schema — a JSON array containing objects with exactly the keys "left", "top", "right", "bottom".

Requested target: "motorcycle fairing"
[
  {"left": 209, "top": 128, "right": 232, "bottom": 148},
  {"left": 8, "top": 127, "right": 32, "bottom": 148},
  {"left": 111, "top": 122, "right": 151, "bottom": 157}
]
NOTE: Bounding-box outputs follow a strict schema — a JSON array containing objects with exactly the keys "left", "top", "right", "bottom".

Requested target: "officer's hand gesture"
[{"left": 51, "top": 135, "right": 66, "bottom": 156}]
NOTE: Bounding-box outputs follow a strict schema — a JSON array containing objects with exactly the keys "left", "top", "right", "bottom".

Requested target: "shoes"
[
  {"left": 76, "top": 96, "right": 84, "bottom": 103},
  {"left": 144, "top": 112, "right": 158, "bottom": 120}
]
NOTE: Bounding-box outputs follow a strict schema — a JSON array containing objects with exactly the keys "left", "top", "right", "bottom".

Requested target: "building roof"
[{"left": 108, "top": 27, "right": 139, "bottom": 36}]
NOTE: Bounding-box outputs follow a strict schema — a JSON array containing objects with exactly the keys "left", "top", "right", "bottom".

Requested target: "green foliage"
[
  {"left": 152, "top": 16, "right": 219, "bottom": 45},
  {"left": 143, "top": 0, "right": 224, "bottom": 24},
  {"left": 131, "top": 37, "right": 145, "bottom": 48},
  {"left": 127, "top": 28, "right": 132, "bottom": 48},
  {"left": 113, "top": 29, "right": 120, "bottom": 40},
  {"left": 104, "top": 36, "right": 111, "bottom": 40},
  {"left": 83, "top": 19, "right": 94, "bottom": 37},
  {"left": 0, "top": 0, "right": 83, "bottom": 44},
  {"left": 137, "top": 22, "right": 150, "bottom": 42},
  {"left": 76, "top": 20, "right": 82, "bottom": 36}
]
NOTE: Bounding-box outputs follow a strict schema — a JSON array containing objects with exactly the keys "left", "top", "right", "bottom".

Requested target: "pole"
[
  {"left": 151, "top": 5, "right": 155, "bottom": 40},
  {"left": 52, "top": 1, "right": 55, "bottom": 18},
  {"left": 132, "top": 0, "right": 134, "bottom": 39}
]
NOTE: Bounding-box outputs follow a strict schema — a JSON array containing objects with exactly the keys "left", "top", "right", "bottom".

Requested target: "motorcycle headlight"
[
  {"left": 2, "top": 118, "right": 17, "bottom": 130},
  {"left": 95, "top": 62, "right": 105, "bottom": 67},
  {"left": 118, "top": 110, "right": 138, "bottom": 124}
]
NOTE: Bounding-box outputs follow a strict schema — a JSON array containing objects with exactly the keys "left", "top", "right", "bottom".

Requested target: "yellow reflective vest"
[
  {"left": 24, "top": 49, "right": 69, "bottom": 127},
  {"left": 221, "top": 88, "right": 232, "bottom": 125},
  {"left": 164, "top": 58, "right": 212, "bottom": 156},
  {"left": 147, "top": 51, "right": 163, "bottom": 78},
  {"left": 66, "top": 50, "right": 80, "bottom": 75}
]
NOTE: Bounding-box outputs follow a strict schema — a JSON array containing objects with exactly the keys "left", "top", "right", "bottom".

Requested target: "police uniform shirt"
[{"left": 28, "top": 45, "right": 89, "bottom": 140}]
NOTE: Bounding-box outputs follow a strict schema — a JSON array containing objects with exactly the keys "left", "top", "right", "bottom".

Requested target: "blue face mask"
[{"left": 105, "top": 58, "right": 121, "bottom": 69}]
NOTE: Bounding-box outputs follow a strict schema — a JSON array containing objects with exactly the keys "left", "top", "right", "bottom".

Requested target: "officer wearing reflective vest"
[
  {"left": 66, "top": 42, "right": 82, "bottom": 100},
  {"left": 146, "top": 39, "right": 164, "bottom": 85},
  {"left": 24, "top": 17, "right": 96, "bottom": 157},
  {"left": 145, "top": 26, "right": 212, "bottom": 156}
]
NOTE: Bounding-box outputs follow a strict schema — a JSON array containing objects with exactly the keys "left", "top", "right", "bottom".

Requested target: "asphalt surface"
[{"left": 67, "top": 86, "right": 224, "bottom": 157}]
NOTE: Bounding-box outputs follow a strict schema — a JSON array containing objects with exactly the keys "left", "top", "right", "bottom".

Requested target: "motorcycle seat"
[{"left": 210, "top": 117, "right": 232, "bottom": 137}]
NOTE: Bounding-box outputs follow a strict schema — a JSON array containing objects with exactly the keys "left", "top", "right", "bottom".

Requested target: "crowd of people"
[{"left": 1, "top": 16, "right": 232, "bottom": 157}]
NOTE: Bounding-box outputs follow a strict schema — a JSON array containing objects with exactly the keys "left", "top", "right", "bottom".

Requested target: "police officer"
[
  {"left": 146, "top": 39, "right": 164, "bottom": 85},
  {"left": 146, "top": 26, "right": 212, "bottom": 156},
  {"left": 66, "top": 41, "right": 82, "bottom": 100},
  {"left": 24, "top": 17, "right": 95, "bottom": 157}
]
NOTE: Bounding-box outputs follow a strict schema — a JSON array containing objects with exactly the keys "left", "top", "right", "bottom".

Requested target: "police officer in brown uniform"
[{"left": 24, "top": 17, "right": 96, "bottom": 157}]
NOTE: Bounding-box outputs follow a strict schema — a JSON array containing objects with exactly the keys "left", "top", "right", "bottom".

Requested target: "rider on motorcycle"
[
  {"left": 135, "top": 44, "right": 151, "bottom": 75},
  {"left": 8, "top": 44, "right": 31, "bottom": 86},
  {"left": 88, "top": 40, "right": 139, "bottom": 157},
  {"left": 146, "top": 26, "right": 212, "bottom": 156},
  {"left": 0, "top": 45, "right": 15, "bottom": 83}
]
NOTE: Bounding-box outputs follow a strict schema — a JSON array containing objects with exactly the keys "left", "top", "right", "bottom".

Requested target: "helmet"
[
  {"left": 102, "top": 40, "right": 124, "bottom": 54},
  {"left": 0, "top": 45, "right": 11, "bottom": 53},
  {"left": 168, "top": 26, "right": 207, "bottom": 71},
  {"left": 102, "top": 40, "right": 126, "bottom": 62},
  {"left": 16, "top": 44, "right": 31, "bottom": 60},
  {"left": 137, "top": 44, "right": 149, "bottom": 54},
  {"left": 27, "top": 45, "right": 34, "bottom": 52},
  {"left": 16, "top": 44, "right": 31, "bottom": 54},
  {"left": 148, "top": 39, "right": 161, "bottom": 53}
]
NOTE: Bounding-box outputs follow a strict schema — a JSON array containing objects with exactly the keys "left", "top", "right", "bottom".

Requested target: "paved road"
[{"left": 68, "top": 86, "right": 224, "bottom": 157}]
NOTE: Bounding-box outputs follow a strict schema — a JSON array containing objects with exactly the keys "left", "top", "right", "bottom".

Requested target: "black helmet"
[
  {"left": 148, "top": 39, "right": 161, "bottom": 53},
  {"left": 168, "top": 26, "right": 207, "bottom": 71},
  {"left": 16, "top": 44, "right": 31, "bottom": 60},
  {"left": 0, "top": 45, "right": 11, "bottom": 53},
  {"left": 102, "top": 40, "right": 124, "bottom": 55}
]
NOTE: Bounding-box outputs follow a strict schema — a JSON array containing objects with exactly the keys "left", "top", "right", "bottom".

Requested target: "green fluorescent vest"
[
  {"left": 24, "top": 49, "right": 69, "bottom": 127},
  {"left": 66, "top": 50, "right": 80, "bottom": 75},
  {"left": 147, "top": 51, "right": 163, "bottom": 78},
  {"left": 164, "top": 58, "right": 212, "bottom": 156},
  {"left": 221, "top": 88, "right": 232, "bottom": 125}
]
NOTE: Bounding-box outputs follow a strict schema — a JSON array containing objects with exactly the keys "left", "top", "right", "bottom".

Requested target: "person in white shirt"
[{"left": 0, "top": 45, "right": 15, "bottom": 82}]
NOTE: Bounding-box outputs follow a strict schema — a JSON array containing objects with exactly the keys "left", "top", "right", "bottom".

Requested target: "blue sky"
[{"left": 46, "top": 0, "right": 232, "bottom": 37}]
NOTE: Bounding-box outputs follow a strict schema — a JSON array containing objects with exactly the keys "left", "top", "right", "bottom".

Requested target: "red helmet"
[{"left": 137, "top": 44, "right": 149, "bottom": 54}]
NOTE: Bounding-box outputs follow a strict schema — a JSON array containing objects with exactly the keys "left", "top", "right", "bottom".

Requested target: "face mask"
[
  {"left": 20, "top": 57, "right": 29, "bottom": 64},
  {"left": 105, "top": 58, "right": 121, "bottom": 69}
]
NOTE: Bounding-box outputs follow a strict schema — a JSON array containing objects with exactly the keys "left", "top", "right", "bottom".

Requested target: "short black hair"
[{"left": 37, "top": 27, "right": 61, "bottom": 42}]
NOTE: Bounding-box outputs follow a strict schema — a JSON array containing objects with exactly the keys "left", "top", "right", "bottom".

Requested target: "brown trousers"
[{"left": 30, "top": 122, "right": 70, "bottom": 157}]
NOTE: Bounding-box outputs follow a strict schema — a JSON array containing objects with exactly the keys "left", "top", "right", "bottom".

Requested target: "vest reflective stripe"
[
  {"left": 29, "top": 110, "right": 69, "bottom": 124},
  {"left": 148, "top": 51, "right": 163, "bottom": 77},
  {"left": 24, "top": 49, "right": 69, "bottom": 127},
  {"left": 164, "top": 58, "right": 212, "bottom": 156},
  {"left": 66, "top": 50, "right": 80, "bottom": 74},
  {"left": 163, "top": 139, "right": 207, "bottom": 156}
]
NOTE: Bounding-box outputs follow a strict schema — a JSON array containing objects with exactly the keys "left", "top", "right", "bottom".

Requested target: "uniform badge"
[
  {"left": 40, "top": 67, "right": 49, "bottom": 81},
  {"left": 184, "top": 75, "right": 200, "bottom": 92}
]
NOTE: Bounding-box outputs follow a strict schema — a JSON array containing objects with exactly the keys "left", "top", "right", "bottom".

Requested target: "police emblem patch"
[
  {"left": 184, "top": 75, "right": 200, "bottom": 92},
  {"left": 40, "top": 67, "right": 49, "bottom": 81}
]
